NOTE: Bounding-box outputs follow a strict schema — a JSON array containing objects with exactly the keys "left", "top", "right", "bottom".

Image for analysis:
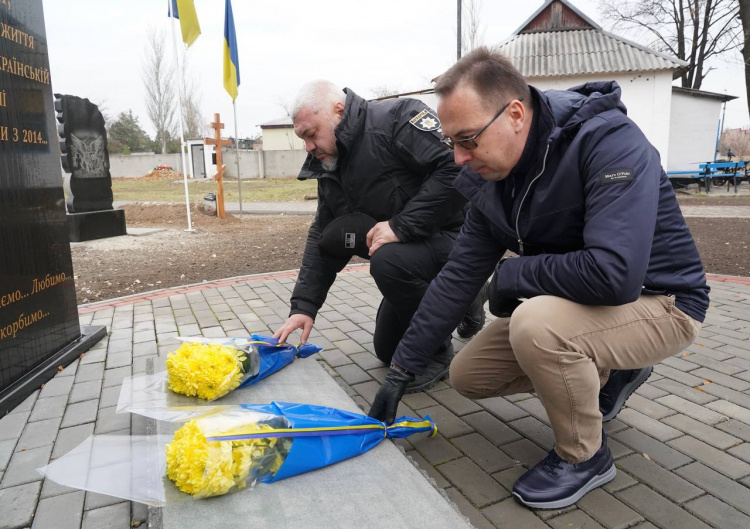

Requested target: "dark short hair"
[{"left": 435, "top": 47, "right": 530, "bottom": 111}]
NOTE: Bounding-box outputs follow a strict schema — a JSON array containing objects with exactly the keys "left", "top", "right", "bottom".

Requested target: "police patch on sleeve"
[
  {"left": 599, "top": 168, "right": 634, "bottom": 185},
  {"left": 409, "top": 109, "right": 441, "bottom": 132}
]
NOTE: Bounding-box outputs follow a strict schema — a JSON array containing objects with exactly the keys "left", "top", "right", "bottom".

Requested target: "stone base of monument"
[
  {"left": 0, "top": 325, "right": 107, "bottom": 415},
  {"left": 67, "top": 209, "right": 126, "bottom": 242},
  {"left": 147, "top": 356, "right": 471, "bottom": 529}
]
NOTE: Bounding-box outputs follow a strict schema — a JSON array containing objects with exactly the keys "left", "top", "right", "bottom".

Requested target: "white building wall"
[
  {"left": 262, "top": 127, "right": 305, "bottom": 151},
  {"left": 667, "top": 93, "right": 722, "bottom": 172},
  {"left": 527, "top": 70, "right": 674, "bottom": 168}
]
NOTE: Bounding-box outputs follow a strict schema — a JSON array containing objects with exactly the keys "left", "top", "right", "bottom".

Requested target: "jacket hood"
[{"left": 544, "top": 81, "right": 627, "bottom": 142}]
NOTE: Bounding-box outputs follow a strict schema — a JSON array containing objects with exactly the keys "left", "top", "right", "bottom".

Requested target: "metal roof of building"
[
  {"left": 497, "top": 28, "right": 687, "bottom": 78},
  {"left": 259, "top": 116, "right": 293, "bottom": 128}
]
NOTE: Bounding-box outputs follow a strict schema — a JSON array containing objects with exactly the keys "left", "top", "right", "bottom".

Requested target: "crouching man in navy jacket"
[{"left": 369, "top": 48, "right": 709, "bottom": 509}]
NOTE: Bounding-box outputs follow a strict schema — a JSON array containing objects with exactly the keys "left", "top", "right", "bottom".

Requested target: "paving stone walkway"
[{"left": 2, "top": 266, "right": 750, "bottom": 529}]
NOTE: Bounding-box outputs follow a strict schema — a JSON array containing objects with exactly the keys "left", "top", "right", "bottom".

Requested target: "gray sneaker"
[{"left": 405, "top": 343, "right": 454, "bottom": 394}]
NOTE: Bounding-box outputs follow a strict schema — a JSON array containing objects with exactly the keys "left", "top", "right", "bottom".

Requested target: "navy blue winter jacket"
[{"left": 392, "top": 82, "right": 710, "bottom": 374}]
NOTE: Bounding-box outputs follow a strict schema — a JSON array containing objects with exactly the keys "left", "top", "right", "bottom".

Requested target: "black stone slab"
[
  {"left": 55, "top": 94, "right": 114, "bottom": 213},
  {"left": 67, "top": 208, "right": 126, "bottom": 242},
  {"left": 0, "top": 0, "right": 102, "bottom": 413}
]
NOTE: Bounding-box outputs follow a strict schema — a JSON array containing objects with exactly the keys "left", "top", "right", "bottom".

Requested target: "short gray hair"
[{"left": 292, "top": 80, "right": 346, "bottom": 119}]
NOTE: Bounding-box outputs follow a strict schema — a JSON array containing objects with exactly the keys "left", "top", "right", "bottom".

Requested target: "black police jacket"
[{"left": 289, "top": 89, "right": 466, "bottom": 319}]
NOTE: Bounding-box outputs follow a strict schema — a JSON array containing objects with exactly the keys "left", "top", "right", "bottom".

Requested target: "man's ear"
[
  {"left": 333, "top": 101, "right": 345, "bottom": 118},
  {"left": 509, "top": 100, "right": 527, "bottom": 133}
]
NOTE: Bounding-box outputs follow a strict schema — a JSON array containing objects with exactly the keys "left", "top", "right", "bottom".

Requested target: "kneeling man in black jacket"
[
  {"left": 274, "top": 80, "right": 487, "bottom": 392},
  {"left": 369, "top": 49, "right": 709, "bottom": 509}
]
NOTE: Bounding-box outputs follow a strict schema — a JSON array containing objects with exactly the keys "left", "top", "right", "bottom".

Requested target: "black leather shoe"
[
  {"left": 457, "top": 283, "right": 488, "bottom": 338},
  {"left": 512, "top": 432, "right": 616, "bottom": 509},
  {"left": 599, "top": 366, "right": 653, "bottom": 422},
  {"left": 405, "top": 343, "right": 454, "bottom": 393}
]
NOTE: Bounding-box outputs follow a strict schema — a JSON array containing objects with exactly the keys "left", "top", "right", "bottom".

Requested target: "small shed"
[{"left": 259, "top": 116, "right": 304, "bottom": 151}]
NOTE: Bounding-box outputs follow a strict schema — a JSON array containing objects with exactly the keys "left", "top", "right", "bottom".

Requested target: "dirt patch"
[
  {"left": 70, "top": 203, "right": 750, "bottom": 304},
  {"left": 677, "top": 196, "right": 750, "bottom": 206},
  {"left": 140, "top": 168, "right": 184, "bottom": 181}
]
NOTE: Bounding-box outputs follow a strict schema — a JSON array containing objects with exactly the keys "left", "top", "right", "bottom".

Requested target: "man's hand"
[
  {"left": 368, "top": 366, "right": 415, "bottom": 425},
  {"left": 366, "top": 221, "right": 401, "bottom": 256},
  {"left": 273, "top": 314, "right": 314, "bottom": 344},
  {"left": 488, "top": 259, "right": 523, "bottom": 318}
]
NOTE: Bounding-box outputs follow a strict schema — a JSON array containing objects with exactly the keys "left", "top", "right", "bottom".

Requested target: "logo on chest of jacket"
[
  {"left": 345, "top": 232, "right": 356, "bottom": 248},
  {"left": 599, "top": 168, "right": 634, "bottom": 185},
  {"left": 409, "top": 109, "right": 441, "bottom": 132}
]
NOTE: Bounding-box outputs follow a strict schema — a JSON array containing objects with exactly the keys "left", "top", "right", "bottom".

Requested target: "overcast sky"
[{"left": 41, "top": 0, "right": 747, "bottom": 139}]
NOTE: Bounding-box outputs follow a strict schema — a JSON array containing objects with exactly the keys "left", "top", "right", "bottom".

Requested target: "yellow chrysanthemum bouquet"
[
  {"left": 39, "top": 402, "right": 437, "bottom": 504},
  {"left": 117, "top": 335, "right": 322, "bottom": 414}
]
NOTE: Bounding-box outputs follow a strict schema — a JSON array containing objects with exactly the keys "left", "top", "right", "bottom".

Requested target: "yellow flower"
[
  {"left": 165, "top": 420, "right": 288, "bottom": 497},
  {"left": 166, "top": 343, "right": 247, "bottom": 401}
]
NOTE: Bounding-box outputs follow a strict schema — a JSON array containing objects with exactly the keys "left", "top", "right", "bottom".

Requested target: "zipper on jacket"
[{"left": 515, "top": 143, "right": 550, "bottom": 256}]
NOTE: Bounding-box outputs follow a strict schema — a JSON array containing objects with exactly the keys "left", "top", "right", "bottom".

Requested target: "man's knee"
[
  {"left": 449, "top": 354, "right": 488, "bottom": 399},
  {"left": 508, "top": 296, "right": 569, "bottom": 356},
  {"left": 369, "top": 243, "right": 405, "bottom": 285}
]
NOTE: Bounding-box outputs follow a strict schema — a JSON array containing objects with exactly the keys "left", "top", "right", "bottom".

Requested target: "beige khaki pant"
[{"left": 450, "top": 295, "right": 701, "bottom": 463}]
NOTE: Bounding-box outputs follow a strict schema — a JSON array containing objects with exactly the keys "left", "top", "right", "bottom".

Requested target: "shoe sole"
[
  {"left": 512, "top": 464, "right": 617, "bottom": 510},
  {"left": 405, "top": 365, "right": 450, "bottom": 394},
  {"left": 602, "top": 366, "right": 653, "bottom": 422}
]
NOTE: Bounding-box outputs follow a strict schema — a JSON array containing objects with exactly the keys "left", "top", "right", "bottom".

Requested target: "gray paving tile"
[
  {"left": 411, "top": 434, "right": 461, "bottom": 465},
  {"left": 453, "top": 433, "right": 516, "bottom": 473},
  {"left": 701, "top": 382, "right": 750, "bottom": 408},
  {"left": 437, "top": 457, "right": 509, "bottom": 507},
  {"left": 508, "top": 416, "right": 555, "bottom": 451},
  {"left": 405, "top": 450, "right": 449, "bottom": 488},
  {"left": 481, "top": 497, "right": 548, "bottom": 529},
  {"left": 69, "top": 380, "right": 102, "bottom": 404},
  {"left": 81, "top": 501, "right": 130, "bottom": 529},
  {"left": 662, "top": 414, "right": 741, "bottom": 449},
  {"left": 16, "top": 418, "right": 61, "bottom": 451},
  {"left": 349, "top": 351, "right": 385, "bottom": 371},
  {"left": 443, "top": 487, "right": 495, "bottom": 529},
  {"left": 635, "top": 382, "right": 669, "bottom": 400},
  {"left": 623, "top": 393, "right": 674, "bottom": 420},
  {"left": 61, "top": 399, "right": 99, "bottom": 428},
  {"left": 333, "top": 363, "right": 371, "bottom": 385},
  {"left": 668, "top": 435, "right": 750, "bottom": 479},
  {"left": 548, "top": 510, "right": 605, "bottom": 529},
  {"left": 651, "top": 378, "right": 717, "bottom": 404},
  {"left": 38, "top": 376, "right": 74, "bottom": 399},
  {"left": 418, "top": 405, "right": 472, "bottom": 438},
  {"left": 616, "top": 409, "right": 683, "bottom": 441},
  {"left": 683, "top": 353, "right": 744, "bottom": 375},
  {"left": 0, "top": 412, "right": 28, "bottom": 441},
  {"left": 656, "top": 395, "right": 727, "bottom": 424},
  {"left": 513, "top": 397, "right": 551, "bottom": 425},
  {"left": 616, "top": 485, "right": 711, "bottom": 529},
  {"left": 476, "top": 396, "right": 528, "bottom": 422},
  {"left": 430, "top": 388, "right": 482, "bottom": 416},
  {"left": 602, "top": 470, "right": 638, "bottom": 494},
  {"left": 103, "top": 366, "right": 131, "bottom": 388},
  {"left": 617, "top": 453, "right": 703, "bottom": 503},
  {"left": 676, "top": 462, "right": 750, "bottom": 517},
  {"left": 52, "top": 423, "right": 95, "bottom": 459},
  {"left": 653, "top": 364, "right": 705, "bottom": 386},
  {"left": 612, "top": 428, "right": 693, "bottom": 470},
  {"left": 40, "top": 475, "right": 78, "bottom": 499},
  {"left": 1, "top": 444, "right": 51, "bottom": 487},
  {"left": 31, "top": 490, "right": 84, "bottom": 529},
  {"left": 693, "top": 367, "right": 750, "bottom": 391},
  {"left": 0, "top": 439, "right": 15, "bottom": 471},
  {"left": 716, "top": 419, "right": 750, "bottom": 442},
  {"left": 0, "top": 481, "right": 42, "bottom": 529},
  {"left": 401, "top": 392, "right": 438, "bottom": 410},
  {"left": 706, "top": 399, "right": 750, "bottom": 424},
  {"left": 685, "top": 494, "right": 750, "bottom": 529},
  {"left": 462, "top": 411, "right": 523, "bottom": 446},
  {"left": 500, "top": 439, "right": 548, "bottom": 468},
  {"left": 74, "top": 362, "right": 104, "bottom": 384}
]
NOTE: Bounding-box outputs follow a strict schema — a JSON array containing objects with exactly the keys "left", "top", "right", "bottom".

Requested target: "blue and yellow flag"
[
  {"left": 223, "top": 0, "right": 240, "bottom": 101},
  {"left": 169, "top": 0, "right": 201, "bottom": 48}
]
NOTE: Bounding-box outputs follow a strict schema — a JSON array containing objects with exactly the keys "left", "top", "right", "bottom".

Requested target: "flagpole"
[
  {"left": 169, "top": 0, "right": 194, "bottom": 232},
  {"left": 233, "top": 101, "right": 243, "bottom": 217}
]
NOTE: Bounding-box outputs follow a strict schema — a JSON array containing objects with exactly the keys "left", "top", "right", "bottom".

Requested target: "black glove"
[
  {"left": 488, "top": 258, "right": 523, "bottom": 318},
  {"left": 368, "top": 365, "right": 415, "bottom": 425}
]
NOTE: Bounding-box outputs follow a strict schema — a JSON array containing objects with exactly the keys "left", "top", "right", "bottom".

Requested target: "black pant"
[{"left": 369, "top": 231, "right": 456, "bottom": 365}]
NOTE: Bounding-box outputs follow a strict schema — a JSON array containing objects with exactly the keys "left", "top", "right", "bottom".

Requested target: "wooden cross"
[{"left": 205, "top": 113, "right": 232, "bottom": 219}]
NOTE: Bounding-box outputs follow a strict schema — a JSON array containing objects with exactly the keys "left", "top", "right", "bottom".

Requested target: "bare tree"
[
  {"left": 462, "top": 0, "right": 485, "bottom": 55},
  {"left": 179, "top": 55, "right": 208, "bottom": 139},
  {"left": 601, "top": 0, "right": 741, "bottom": 90},
  {"left": 369, "top": 85, "right": 402, "bottom": 99},
  {"left": 739, "top": 0, "right": 750, "bottom": 122},
  {"left": 276, "top": 97, "right": 294, "bottom": 117},
  {"left": 143, "top": 27, "right": 176, "bottom": 154},
  {"left": 719, "top": 128, "right": 750, "bottom": 158}
]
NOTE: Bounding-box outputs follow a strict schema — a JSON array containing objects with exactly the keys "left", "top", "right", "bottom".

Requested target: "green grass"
[{"left": 111, "top": 178, "right": 318, "bottom": 203}]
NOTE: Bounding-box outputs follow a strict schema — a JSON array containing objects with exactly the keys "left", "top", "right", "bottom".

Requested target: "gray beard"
[{"left": 321, "top": 156, "right": 338, "bottom": 172}]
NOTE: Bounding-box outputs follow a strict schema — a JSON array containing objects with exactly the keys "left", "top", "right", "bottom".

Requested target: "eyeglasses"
[{"left": 440, "top": 98, "right": 523, "bottom": 151}]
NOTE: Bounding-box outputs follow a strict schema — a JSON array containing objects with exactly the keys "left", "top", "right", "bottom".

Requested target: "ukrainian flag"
[
  {"left": 169, "top": 0, "right": 201, "bottom": 48},
  {"left": 223, "top": 0, "right": 240, "bottom": 101}
]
